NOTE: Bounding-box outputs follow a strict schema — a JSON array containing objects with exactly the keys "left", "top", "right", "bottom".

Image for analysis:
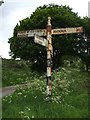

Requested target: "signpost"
[
  {"left": 52, "top": 27, "right": 83, "bottom": 35},
  {"left": 17, "top": 29, "right": 46, "bottom": 37},
  {"left": 34, "top": 34, "right": 47, "bottom": 47},
  {"left": 46, "top": 17, "right": 52, "bottom": 101},
  {"left": 17, "top": 17, "right": 83, "bottom": 102},
  {"left": 17, "top": 27, "right": 83, "bottom": 37}
]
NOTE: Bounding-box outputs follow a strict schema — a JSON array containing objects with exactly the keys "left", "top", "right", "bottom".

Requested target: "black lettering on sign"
[{"left": 53, "top": 29, "right": 67, "bottom": 34}]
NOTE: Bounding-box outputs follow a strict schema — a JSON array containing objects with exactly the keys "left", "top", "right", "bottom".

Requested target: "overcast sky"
[{"left": 0, "top": 0, "right": 89, "bottom": 59}]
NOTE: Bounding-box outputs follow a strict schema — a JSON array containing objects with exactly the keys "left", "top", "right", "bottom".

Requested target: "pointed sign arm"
[
  {"left": 52, "top": 26, "right": 83, "bottom": 35},
  {"left": 17, "top": 26, "right": 83, "bottom": 37}
]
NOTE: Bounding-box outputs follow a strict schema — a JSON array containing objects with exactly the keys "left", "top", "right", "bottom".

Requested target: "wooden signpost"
[
  {"left": 34, "top": 34, "right": 47, "bottom": 47},
  {"left": 17, "top": 27, "right": 83, "bottom": 37},
  {"left": 17, "top": 17, "right": 83, "bottom": 102}
]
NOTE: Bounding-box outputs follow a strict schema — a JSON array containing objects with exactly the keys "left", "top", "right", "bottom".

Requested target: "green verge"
[
  {"left": 2, "top": 59, "right": 89, "bottom": 118},
  {"left": 2, "top": 59, "right": 40, "bottom": 87}
]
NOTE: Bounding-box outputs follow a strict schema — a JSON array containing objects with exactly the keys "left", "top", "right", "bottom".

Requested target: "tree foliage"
[{"left": 9, "top": 4, "right": 90, "bottom": 71}]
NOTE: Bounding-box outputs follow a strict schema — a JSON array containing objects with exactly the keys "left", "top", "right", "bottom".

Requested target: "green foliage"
[
  {"left": 8, "top": 4, "right": 90, "bottom": 71},
  {"left": 2, "top": 59, "right": 41, "bottom": 87},
  {"left": 82, "top": 17, "right": 90, "bottom": 36},
  {"left": 2, "top": 59, "right": 89, "bottom": 118},
  {"left": 76, "top": 35, "right": 90, "bottom": 71}
]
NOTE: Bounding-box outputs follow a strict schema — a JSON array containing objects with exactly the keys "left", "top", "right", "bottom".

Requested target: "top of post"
[{"left": 47, "top": 17, "right": 51, "bottom": 26}]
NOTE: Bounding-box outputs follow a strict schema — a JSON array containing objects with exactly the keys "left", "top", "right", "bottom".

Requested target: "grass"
[
  {"left": 2, "top": 59, "right": 40, "bottom": 87},
  {"left": 2, "top": 58, "right": 89, "bottom": 118},
  {"left": 2, "top": 91, "right": 88, "bottom": 118}
]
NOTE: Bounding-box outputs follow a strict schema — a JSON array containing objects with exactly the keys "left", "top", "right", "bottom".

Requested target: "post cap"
[
  {"left": 48, "top": 17, "right": 51, "bottom": 20},
  {"left": 47, "top": 17, "right": 51, "bottom": 26}
]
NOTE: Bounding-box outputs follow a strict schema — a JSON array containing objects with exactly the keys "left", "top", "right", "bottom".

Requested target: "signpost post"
[
  {"left": 46, "top": 17, "right": 52, "bottom": 101},
  {"left": 17, "top": 17, "right": 83, "bottom": 102}
]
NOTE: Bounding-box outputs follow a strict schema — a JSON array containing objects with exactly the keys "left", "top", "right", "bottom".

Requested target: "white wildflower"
[
  {"left": 32, "top": 116, "right": 34, "bottom": 118},
  {"left": 24, "top": 115, "right": 30, "bottom": 119},
  {"left": 18, "top": 92, "right": 22, "bottom": 95},
  {"left": 24, "top": 95, "right": 27, "bottom": 98},
  {"left": 19, "top": 111, "right": 24, "bottom": 114},
  {"left": 22, "top": 89, "right": 25, "bottom": 92},
  {"left": 34, "top": 96, "right": 37, "bottom": 99},
  {"left": 26, "top": 107, "right": 31, "bottom": 111}
]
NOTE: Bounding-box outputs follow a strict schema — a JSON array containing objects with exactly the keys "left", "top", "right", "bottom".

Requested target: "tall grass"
[
  {"left": 2, "top": 59, "right": 41, "bottom": 87},
  {"left": 2, "top": 58, "right": 89, "bottom": 118}
]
